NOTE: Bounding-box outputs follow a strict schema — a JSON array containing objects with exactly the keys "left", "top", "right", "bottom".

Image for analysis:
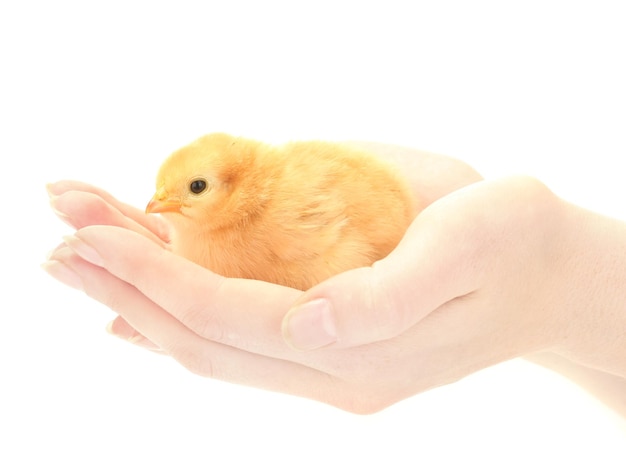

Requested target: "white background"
[{"left": 1, "top": 1, "right": 625, "bottom": 447}]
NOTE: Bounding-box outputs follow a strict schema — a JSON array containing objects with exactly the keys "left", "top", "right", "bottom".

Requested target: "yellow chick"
[{"left": 146, "top": 133, "right": 418, "bottom": 290}]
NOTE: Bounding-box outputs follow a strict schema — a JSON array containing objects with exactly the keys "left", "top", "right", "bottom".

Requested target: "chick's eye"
[{"left": 189, "top": 179, "right": 207, "bottom": 194}]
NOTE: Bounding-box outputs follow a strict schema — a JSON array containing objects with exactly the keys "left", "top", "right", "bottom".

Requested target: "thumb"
[
  {"left": 281, "top": 176, "right": 551, "bottom": 350},
  {"left": 281, "top": 196, "right": 483, "bottom": 350}
]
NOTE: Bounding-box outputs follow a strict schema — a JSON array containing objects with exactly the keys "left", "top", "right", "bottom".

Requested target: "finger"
[
  {"left": 50, "top": 190, "right": 168, "bottom": 247},
  {"left": 62, "top": 225, "right": 305, "bottom": 357},
  {"left": 105, "top": 316, "right": 163, "bottom": 351},
  {"left": 47, "top": 180, "right": 171, "bottom": 242},
  {"left": 44, "top": 248, "right": 367, "bottom": 410},
  {"left": 52, "top": 229, "right": 401, "bottom": 378},
  {"left": 281, "top": 228, "right": 480, "bottom": 350}
]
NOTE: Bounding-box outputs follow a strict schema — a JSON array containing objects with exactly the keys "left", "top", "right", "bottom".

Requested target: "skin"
[{"left": 43, "top": 144, "right": 626, "bottom": 415}]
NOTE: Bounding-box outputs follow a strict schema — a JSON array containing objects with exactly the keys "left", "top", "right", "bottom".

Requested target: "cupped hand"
[
  {"left": 43, "top": 145, "right": 578, "bottom": 413},
  {"left": 46, "top": 179, "right": 172, "bottom": 246}
]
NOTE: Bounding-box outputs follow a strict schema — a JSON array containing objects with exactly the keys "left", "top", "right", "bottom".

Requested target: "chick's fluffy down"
[{"left": 148, "top": 133, "right": 418, "bottom": 290}]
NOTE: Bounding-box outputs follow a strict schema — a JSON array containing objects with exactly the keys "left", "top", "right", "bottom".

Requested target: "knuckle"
[
  {"left": 176, "top": 277, "right": 228, "bottom": 341},
  {"left": 348, "top": 399, "right": 390, "bottom": 415},
  {"left": 166, "top": 341, "right": 218, "bottom": 379},
  {"left": 332, "top": 385, "right": 396, "bottom": 415},
  {"left": 364, "top": 266, "right": 407, "bottom": 340},
  {"left": 80, "top": 192, "right": 116, "bottom": 223},
  {"left": 179, "top": 302, "right": 227, "bottom": 342},
  {"left": 82, "top": 263, "right": 132, "bottom": 312}
]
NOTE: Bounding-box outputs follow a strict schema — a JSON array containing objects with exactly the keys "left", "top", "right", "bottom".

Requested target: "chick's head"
[{"left": 146, "top": 133, "right": 261, "bottom": 232}]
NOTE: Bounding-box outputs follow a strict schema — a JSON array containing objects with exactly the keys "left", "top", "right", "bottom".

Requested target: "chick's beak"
[{"left": 145, "top": 193, "right": 182, "bottom": 214}]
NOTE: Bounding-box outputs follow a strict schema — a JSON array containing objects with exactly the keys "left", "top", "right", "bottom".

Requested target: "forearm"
[
  {"left": 525, "top": 352, "right": 626, "bottom": 418},
  {"left": 532, "top": 201, "right": 626, "bottom": 416},
  {"left": 554, "top": 203, "right": 626, "bottom": 378}
]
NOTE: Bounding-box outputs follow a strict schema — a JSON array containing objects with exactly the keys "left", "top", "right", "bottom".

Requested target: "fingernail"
[
  {"left": 45, "top": 183, "right": 59, "bottom": 199},
  {"left": 46, "top": 181, "right": 67, "bottom": 198},
  {"left": 283, "top": 299, "right": 337, "bottom": 350},
  {"left": 63, "top": 235, "right": 104, "bottom": 266},
  {"left": 48, "top": 193, "right": 77, "bottom": 229},
  {"left": 41, "top": 260, "right": 84, "bottom": 291},
  {"left": 49, "top": 196, "right": 73, "bottom": 224},
  {"left": 46, "top": 241, "right": 67, "bottom": 260},
  {"left": 105, "top": 318, "right": 137, "bottom": 339}
]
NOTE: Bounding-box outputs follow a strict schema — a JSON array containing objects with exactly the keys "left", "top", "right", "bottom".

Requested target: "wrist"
[{"left": 552, "top": 201, "right": 626, "bottom": 377}]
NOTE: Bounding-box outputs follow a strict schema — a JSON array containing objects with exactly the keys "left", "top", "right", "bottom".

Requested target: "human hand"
[
  {"left": 44, "top": 143, "right": 479, "bottom": 354},
  {"left": 45, "top": 146, "right": 605, "bottom": 413},
  {"left": 46, "top": 179, "right": 172, "bottom": 247}
]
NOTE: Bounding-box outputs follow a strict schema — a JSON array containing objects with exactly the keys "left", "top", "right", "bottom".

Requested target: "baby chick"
[{"left": 146, "top": 133, "right": 418, "bottom": 290}]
